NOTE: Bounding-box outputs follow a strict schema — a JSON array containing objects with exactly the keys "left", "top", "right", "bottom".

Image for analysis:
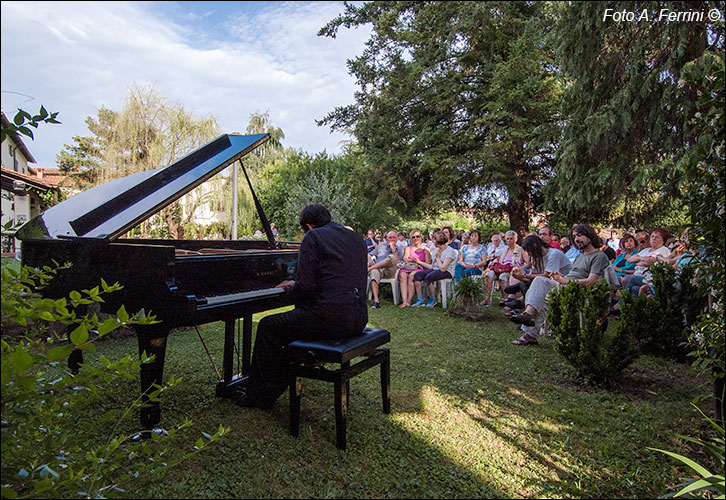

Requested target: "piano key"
[{"left": 201, "top": 287, "right": 286, "bottom": 306}]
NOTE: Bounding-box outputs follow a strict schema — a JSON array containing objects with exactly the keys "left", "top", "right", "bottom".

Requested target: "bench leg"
[
  {"left": 334, "top": 376, "right": 347, "bottom": 450},
  {"left": 289, "top": 376, "right": 302, "bottom": 438},
  {"left": 381, "top": 349, "right": 391, "bottom": 414}
]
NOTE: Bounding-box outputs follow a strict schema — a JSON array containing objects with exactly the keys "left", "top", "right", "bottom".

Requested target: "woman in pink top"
[{"left": 398, "top": 229, "right": 431, "bottom": 307}]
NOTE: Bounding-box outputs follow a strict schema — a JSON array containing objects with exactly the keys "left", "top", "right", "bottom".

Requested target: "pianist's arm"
[{"left": 287, "top": 228, "right": 319, "bottom": 305}]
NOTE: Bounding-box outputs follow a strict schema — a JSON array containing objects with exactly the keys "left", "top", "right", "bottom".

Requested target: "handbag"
[
  {"left": 489, "top": 262, "right": 513, "bottom": 276},
  {"left": 397, "top": 261, "right": 420, "bottom": 271}
]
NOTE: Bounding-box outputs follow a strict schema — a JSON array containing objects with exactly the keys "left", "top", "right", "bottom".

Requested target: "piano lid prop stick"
[
  {"left": 194, "top": 326, "right": 221, "bottom": 381},
  {"left": 240, "top": 160, "right": 276, "bottom": 249}
]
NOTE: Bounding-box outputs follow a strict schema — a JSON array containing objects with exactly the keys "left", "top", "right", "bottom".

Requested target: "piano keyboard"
[{"left": 201, "top": 287, "right": 286, "bottom": 306}]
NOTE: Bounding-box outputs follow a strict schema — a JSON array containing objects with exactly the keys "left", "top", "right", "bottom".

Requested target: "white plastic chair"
[{"left": 367, "top": 269, "right": 401, "bottom": 305}]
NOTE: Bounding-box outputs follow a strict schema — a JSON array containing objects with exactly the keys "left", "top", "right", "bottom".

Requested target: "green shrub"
[
  {"left": 547, "top": 280, "right": 638, "bottom": 385},
  {"left": 450, "top": 275, "right": 484, "bottom": 312},
  {"left": 619, "top": 263, "right": 706, "bottom": 361},
  {"left": 1, "top": 262, "right": 227, "bottom": 498}
]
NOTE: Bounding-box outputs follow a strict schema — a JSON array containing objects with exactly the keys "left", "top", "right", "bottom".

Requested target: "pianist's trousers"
[{"left": 247, "top": 303, "right": 368, "bottom": 405}]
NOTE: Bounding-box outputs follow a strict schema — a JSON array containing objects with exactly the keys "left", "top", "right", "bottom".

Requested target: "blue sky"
[{"left": 1, "top": 1, "right": 370, "bottom": 169}]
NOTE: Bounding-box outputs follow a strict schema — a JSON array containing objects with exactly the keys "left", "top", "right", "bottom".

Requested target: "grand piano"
[{"left": 16, "top": 133, "right": 299, "bottom": 429}]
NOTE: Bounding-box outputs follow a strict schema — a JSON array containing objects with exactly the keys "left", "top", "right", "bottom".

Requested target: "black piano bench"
[{"left": 286, "top": 327, "right": 391, "bottom": 451}]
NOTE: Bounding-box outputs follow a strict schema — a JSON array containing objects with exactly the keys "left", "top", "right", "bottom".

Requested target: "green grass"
[{"left": 37, "top": 296, "right": 712, "bottom": 498}]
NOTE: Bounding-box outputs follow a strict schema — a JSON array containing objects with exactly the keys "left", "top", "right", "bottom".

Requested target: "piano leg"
[
  {"left": 216, "top": 316, "right": 252, "bottom": 397},
  {"left": 136, "top": 325, "right": 169, "bottom": 429}
]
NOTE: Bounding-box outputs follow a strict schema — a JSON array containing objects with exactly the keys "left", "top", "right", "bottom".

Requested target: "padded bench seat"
[{"left": 287, "top": 327, "right": 391, "bottom": 450}]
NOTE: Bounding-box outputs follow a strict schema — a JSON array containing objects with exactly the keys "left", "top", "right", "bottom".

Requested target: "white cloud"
[{"left": 1, "top": 1, "right": 369, "bottom": 168}]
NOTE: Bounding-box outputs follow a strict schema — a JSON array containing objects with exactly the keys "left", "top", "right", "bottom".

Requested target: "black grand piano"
[{"left": 16, "top": 133, "right": 299, "bottom": 429}]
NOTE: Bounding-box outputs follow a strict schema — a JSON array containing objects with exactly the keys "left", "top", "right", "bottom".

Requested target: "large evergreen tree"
[
  {"left": 547, "top": 0, "right": 724, "bottom": 227},
  {"left": 318, "top": 1, "right": 562, "bottom": 235}
]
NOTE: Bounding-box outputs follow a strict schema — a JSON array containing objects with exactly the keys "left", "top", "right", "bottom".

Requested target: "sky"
[{"left": 0, "top": 1, "right": 370, "bottom": 169}]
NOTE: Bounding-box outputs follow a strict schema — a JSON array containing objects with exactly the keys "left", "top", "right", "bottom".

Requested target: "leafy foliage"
[
  {"left": 1, "top": 261, "right": 228, "bottom": 498},
  {"left": 649, "top": 404, "right": 725, "bottom": 499},
  {"left": 548, "top": 1, "right": 724, "bottom": 227},
  {"left": 319, "top": 1, "right": 562, "bottom": 235},
  {"left": 450, "top": 276, "right": 485, "bottom": 314},
  {"left": 1, "top": 106, "right": 61, "bottom": 143},
  {"left": 547, "top": 280, "right": 637, "bottom": 384},
  {"left": 618, "top": 263, "right": 706, "bottom": 361}
]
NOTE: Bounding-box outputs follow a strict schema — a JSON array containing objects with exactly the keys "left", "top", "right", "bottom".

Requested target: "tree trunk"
[{"left": 507, "top": 181, "right": 531, "bottom": 242}]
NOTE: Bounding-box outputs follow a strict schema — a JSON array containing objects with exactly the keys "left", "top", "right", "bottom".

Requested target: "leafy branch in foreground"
[
  {"left": 649, "top": 404, "right": 725, "bottom": 499},
  {"left": 1, "top": 106, "right": 61, "bottom": 143},
  {"left": 1, "top": 262, "right": 228, "bottom": 499}
]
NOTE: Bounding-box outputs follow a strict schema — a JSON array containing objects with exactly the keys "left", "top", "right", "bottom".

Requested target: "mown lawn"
[{"left": 45, "top": 294, "right": 711, "bottom": 499}]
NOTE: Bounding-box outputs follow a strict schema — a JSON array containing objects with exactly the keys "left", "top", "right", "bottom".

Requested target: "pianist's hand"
[{"left": 277, "top": 280, "right": 295, "bottom": 291}]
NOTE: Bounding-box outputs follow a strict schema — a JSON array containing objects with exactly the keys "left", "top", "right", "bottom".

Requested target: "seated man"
[
  {"left": 509, "top": 224, "right": 611, "bottom": 345},
  {"left": 232, "top": 204, "right": 368, "bottom": 408},
  {"left": 368, "top": 231, "right": 403, "bottom": 309}
]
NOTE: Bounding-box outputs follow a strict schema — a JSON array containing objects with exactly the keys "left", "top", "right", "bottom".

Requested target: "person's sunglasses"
[
  {"left": 411, "top": 235, "right": 421, "bottom": 239},
  {"left": 638, "top": 240, "right": 646, "bottom": 244}
]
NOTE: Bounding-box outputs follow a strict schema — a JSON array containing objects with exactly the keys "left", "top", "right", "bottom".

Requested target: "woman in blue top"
[
  {"left": 454, "top": 229, "right": 487, "bottom": 281},
  {"left": 612, "top": 232, "right": 638, "bottom": 288}
]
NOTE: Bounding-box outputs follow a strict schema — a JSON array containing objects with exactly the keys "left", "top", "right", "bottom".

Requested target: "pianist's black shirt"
[{"left": 292, "top": 221, "right": 368, "bottom": 307}]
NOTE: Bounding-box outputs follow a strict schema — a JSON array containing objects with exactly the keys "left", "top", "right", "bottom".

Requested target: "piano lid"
[{"left": 16, "top": 133, "right": 269, "bottom": 241}]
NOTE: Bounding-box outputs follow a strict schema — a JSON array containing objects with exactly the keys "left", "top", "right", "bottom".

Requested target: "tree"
[
  {"left": 318, "top": 1, "right": 562, "bottom": 236},
  {"left": 546, "top": 0, "right": 724, "bottom": 227},
  {"left": 0, "top": 106, "right": 60, "bottom": 143},
  {"left": 55, "top": 108, "right": 118, "bottom": 187},
  {"left": 72, "top": 84, "right": 221, "bottom": 238}
]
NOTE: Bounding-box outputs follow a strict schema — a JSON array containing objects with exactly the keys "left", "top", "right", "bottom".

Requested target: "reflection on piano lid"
[{"left": 15, "top": 133, "right": 270, "bottom": 241}]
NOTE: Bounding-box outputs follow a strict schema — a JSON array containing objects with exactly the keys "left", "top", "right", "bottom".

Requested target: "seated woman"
[
  {"left": 486, "top": 233, "right": 506, "bottom": 264},
  {"left": 612, "top": 232, "right": 638, "bottom": 288},
  {"left": 638, "top": 229, "right": 696, "bottom": 297},
  {"left": 411, "top": 231, "right": 458, "bottom": 308},
  {"left": 397, "top": 230, "right": 431, "bottom": 308},
  {"left": 481, "top": 230, "right": 524, "bottom": 306},
  {"left": 626, "top": 227, "right": 671, "bottom": 296},
  {"left": 443, "top": 226, "right": 460, "bottom": 251},
  {"left": 454, "top": 229, "right": 487, "bottom": 282}
]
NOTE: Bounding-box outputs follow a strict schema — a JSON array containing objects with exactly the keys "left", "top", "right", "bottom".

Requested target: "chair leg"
[
  {"left": 380, "top": 350, "right": 391, "bottom": 414},
  {"left": 289, "top": 375, "right": 302, "bottom": 438},
  {"left": 334, "top": 376, "right": 347, "bottom": 450}
]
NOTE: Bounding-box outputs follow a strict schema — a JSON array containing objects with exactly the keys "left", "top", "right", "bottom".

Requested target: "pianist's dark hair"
[{"left": 299, "top": 204, "right": 332, "bottom": 230}]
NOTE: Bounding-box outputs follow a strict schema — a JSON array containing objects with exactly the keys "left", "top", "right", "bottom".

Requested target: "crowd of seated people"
[{"left": 361, "top": 224, "right": 698, "bottom": 328}]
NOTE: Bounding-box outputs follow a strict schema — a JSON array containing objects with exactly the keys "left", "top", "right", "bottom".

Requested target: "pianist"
[{"left": 232, "top": 204, "right": 369, "bottom": 408}]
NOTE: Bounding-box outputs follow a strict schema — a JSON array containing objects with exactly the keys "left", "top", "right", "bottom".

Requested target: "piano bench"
[{"left": 287, "top": 327, "right": 391, "bottom": 451}]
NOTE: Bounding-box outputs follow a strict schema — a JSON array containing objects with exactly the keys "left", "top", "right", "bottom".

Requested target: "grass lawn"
[{"left": 50, "top": 290, "right": 715, "bottom": 500}]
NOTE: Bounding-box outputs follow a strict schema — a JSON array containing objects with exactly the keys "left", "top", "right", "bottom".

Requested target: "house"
[{"left": 1, "top": 111, "right": 62, "bottom": 255}]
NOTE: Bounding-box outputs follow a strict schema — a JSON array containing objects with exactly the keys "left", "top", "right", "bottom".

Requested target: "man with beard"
[{"left": 509, "top": 224, "right": 611, "bottom": 345}]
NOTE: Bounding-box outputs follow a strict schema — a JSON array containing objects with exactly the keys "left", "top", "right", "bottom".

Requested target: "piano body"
[{"left": 16, "top": 133, "right": 299, "bottom": 429}]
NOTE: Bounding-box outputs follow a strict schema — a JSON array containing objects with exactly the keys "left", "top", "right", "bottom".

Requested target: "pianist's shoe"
[{"left": 230, "top": 389, "right": 275, "bottom": 409}]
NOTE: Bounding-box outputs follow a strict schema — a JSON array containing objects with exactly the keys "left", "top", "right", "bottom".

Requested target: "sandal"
[
  {"left": 504, "top": 309, "right": 522, "bottom": 317},
  {"left": 510, "top": 311, "right": 535, "bottom": 327},
  {"left": 512, "top": 334, "right": 538, "bottom": 346}
]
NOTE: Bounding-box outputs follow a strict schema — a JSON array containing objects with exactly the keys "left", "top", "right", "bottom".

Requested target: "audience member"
[
  {"left": 397, "top": 232, "right": 409, "bottom": 251},
  {"left": 481, "top": 230, "right": 524, "bottom": 306},
  {"left": 612, "top": 232, "right": 638, "bottom": 288},
  {"left": 412, "top": 231, "right": 458, "bottom": 307},
  {"left": 367, "top": 231, "right": 403, "bottom": 309},
  {"left": 443, "top": 226, "right": 460, "bottom": 250},
  {"left": 626, "top": 227, "right": 671, "bottom": 296},
  {"left": 560, "top": 236, "right": 572, "bottom": 253},
  {"left": 635, "top": 230, "right": 650, "bottom": 252},
  {"left": 539, "top": 226, "right": 561, "bottom": 249},
  {"left": 398, "top": 230, "right": 431, "bottom": 308},
  {"left": 454, "top": 229, "right": 487, "bottom": 282},
  {"left": 607, "top": 230, "right": 620, "bottom": 252},
  {"left": 510, "top": 224, "right": 610, "bottom": 345},
  {"left": 639, "top": 229, "right": 696, "bottom": 297},
  {"left": 486, "top": 233, "right": 507, "bottom": 263},
  {"left": 365, "top": 229, "right": 380, "bottom": 254}
]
